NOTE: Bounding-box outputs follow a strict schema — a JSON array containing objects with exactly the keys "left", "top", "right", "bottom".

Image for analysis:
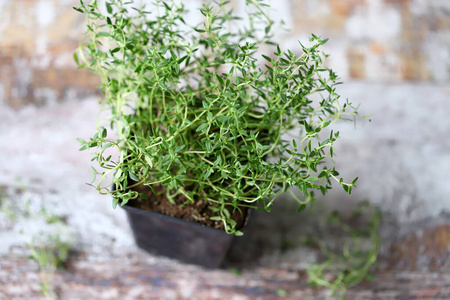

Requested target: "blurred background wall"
[
  {"left": 281, "top": 0, "right": 450, "bottom": 83},
  {"left": 1, "top": 0, "right": 449, "bottom": 269},
  {"left": 0, "top": 0, "right": 100, "bottom": 108},
  {"left": 1, "top": 0, "right": 449, "bottom": 109}
]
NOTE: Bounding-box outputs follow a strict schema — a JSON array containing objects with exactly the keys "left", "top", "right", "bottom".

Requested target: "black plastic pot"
[{"left": 120, "top": 203, "right": 245, "bottom": 268}]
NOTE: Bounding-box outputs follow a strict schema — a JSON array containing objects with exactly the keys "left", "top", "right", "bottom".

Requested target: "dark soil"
[{"left": 127, "top": 183, "right": 248, "bottom": 230}]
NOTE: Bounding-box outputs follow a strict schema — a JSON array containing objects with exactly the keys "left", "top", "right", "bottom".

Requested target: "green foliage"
[
  {"left": 276, "top": 288, "right": 288, "bottom": 297},
  {"left": 0, "top": 186, "right": 72, "bottom": 300},
  {"left": 306, "top": 202, "right": 381, "bottom": 299},
  {"left": 28, "top": 234, "right": 71, "bottom": 300},
  {"left": 0, "top": 186, "right": 16, "bottom": 221},
  {"left": 75, "top": 0, "right": 362, "bottom": 234}
]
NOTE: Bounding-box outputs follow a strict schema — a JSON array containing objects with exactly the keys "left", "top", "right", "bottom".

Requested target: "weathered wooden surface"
[
  {"left": 1, "top": 89, "right": 450, "bottom": 299},
  {"left": 1, "top": 251, "right": 450, "bottom": 300}
]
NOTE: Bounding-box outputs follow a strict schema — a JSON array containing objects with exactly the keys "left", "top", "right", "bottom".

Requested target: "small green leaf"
[
  {"left": 276, "top": 288, "right": 288, "bottom": 297},
  {"left": 73, "top": 52, "right": 79, "bottom": 65},
  {"left": 296, "top": 203, "right": 306, "bottom": 212},
  {"left": 113, "top": 169, "right": 123, "bottom": 182},
  {"left": 101, "top": 143, "right": 113, "bottom": 151},
  {"left": 196, "top": 123, "right": 208, "bottom": 132},
  {"left": 96, "top": 32, "right": 110, "bottom": 37},
  {"left": 343, "top": 184, "right": 349, "bottom": 193},
  {"left": 162, "top": 2, "right": 171, "bottom": 11},
  {"left": 139, "top": 193, "right": 149, "bottom": 200},
  {"left": 73, "top": 6, "right": 84, "bottom": 13},
  {"left": 261, "top": 54, "right": 272, "bottom": 62},
  {"left": 105, "top": 2, "right": 113, "bottom": 14},
  {"left": 120, "top": 197, "right": 129, "bottom": 207},
  {"left": 100, "top": 128, "right": 107, "bottom": 138},
  {"left": 175, "top": 145, "right": 186, "bottom": 152},
  {"left": 129, "top": 172, "right": 139, "bottom": 182},
  {"left": 112, "top": 196, "right": 119, "bottom": 209},
  {"left": 229, "top": 268, "right": 242, "bottom": 275},
  {"left": 319, "top": 185, "right": 327, "bottom": 195}
]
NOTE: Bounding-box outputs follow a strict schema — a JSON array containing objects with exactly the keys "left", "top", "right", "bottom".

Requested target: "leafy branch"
[{"left": 75, "top": 0, "right": 363, "bottom": 234}]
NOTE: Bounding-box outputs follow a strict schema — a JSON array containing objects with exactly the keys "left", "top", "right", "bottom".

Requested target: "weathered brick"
[
  {"left": 0, "top": 0, "right": 449, "bottom": 104},
  {"left": 389, "top": 225, "right": 450, "bottom": 271}
]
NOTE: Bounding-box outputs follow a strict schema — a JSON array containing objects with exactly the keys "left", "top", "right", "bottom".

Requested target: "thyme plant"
[
  {"left": 75, "top": 0, "right": 362, "bottom": 234},
  {"left": 306, "top": 202, "right": 381, "bottom": 299}
]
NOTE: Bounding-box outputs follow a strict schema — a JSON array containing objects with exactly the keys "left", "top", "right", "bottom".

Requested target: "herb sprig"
[{"left": 75, "top": 0, "right": 362, "bottom": 235}]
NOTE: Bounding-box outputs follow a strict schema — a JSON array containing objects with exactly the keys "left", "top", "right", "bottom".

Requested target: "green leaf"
[
  {"left": 343, "top": 184, "right": 349, "bottom": 193},
  {"left": 296, "top": 203, "right": 306, "bottom": 212},
  {"left": 175, "top": 145, "right": 186, "bottom": 152},
  {"left": 261, "top": 54, "right": 272, "bottom": 62},
  {"left": 73, "top": 52, "right": 79, "bottom": 65},
  {"left": 96, "top": 32, "right": 110, "bottom": 38},
  {"left": 196, "top": 123, "right": 208, "bottom": 132},
  {"left": 162, "top": 2, "right": 171, "bottom": 11},
  {"left": 120, "top": 197, "right": 129, "bottom": 207},
  {"left": 105, "top": 2, "right": 113, "bottom": 14},
  {"left": 78, "top": 144, "right": 90, "bottom": 151},
  {"left": 139, "top": 193, "right": 149, "bottom": 200},
  {"left": 73, "top": 6, "right": 84, "bottom": 13},
  {"left": 229, "top": 268, "right": 242, "bottom": 275},
  {"left": 113, "top": 169, "right": 123, "bottom": 182},
  {"left": 177, "top": 55, "right": 188, "bottom": 64},
  {"left": 101, "top": 143, "right": 113, "bottom": 151},
  {"left": 129, "top": 172, "right": 139, "bottom": 182},
  {"left": 100, "top": 128, "right": 107, "bottom": 138},
  {"left": 276, "top": 289, "right": 288, "bottom": 297},
  {"left": 112, "top": 196, "right": 119, "bottom": 209},
  {"left": 214, "top": 155, "right": 222, "bottom": 166}
]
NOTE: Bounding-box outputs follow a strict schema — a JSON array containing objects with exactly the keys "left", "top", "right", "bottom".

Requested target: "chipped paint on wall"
[{"left": 0, "top": 0, "right": 100, "bottom": 108}]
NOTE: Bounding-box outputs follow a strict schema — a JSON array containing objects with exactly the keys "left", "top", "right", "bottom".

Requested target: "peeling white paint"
[
  {"left": 346, "top": 2, "right": 401, "bottom": 41},
  {"left": 325, "top": 41, "right": 349, "bottom": 80},
  {"left": 424, "top": 31, "right": 450, "bottom": 82},
  {"left": 36, "top": 0, "right": 55, "bottom": 28},
  {"left": 0, "top": 83, "right": 4, "bottom": 104},
  {"left": 13, "top": 59, "right": 33, "bottom": 99},
  {"left": 35, "top": 35, "right": 48, "bottom": 55},
  {"left": 345, "top": 9, "right": 365, "bottom": 40},
  {"left": 0, "top": 0, "right": 7, "bottom": 16},
  {"left": 268, "top": 0, "right": 293, "bottom": 30}
]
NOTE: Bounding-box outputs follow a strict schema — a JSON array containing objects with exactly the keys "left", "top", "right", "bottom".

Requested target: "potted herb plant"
[{"left": 75, "top": 0, "right": 362, "bottom": 267}]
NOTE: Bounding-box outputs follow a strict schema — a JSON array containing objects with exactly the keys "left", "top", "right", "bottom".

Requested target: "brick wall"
[
  {"left": 0, "top": 0, "right": 449, "bottom": 107},
  {"left": 276, "top": 0, "right": 450, "bottom": 82},
  {"left": 0, "top": 0, "right": 100, "bottom": 108}
]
